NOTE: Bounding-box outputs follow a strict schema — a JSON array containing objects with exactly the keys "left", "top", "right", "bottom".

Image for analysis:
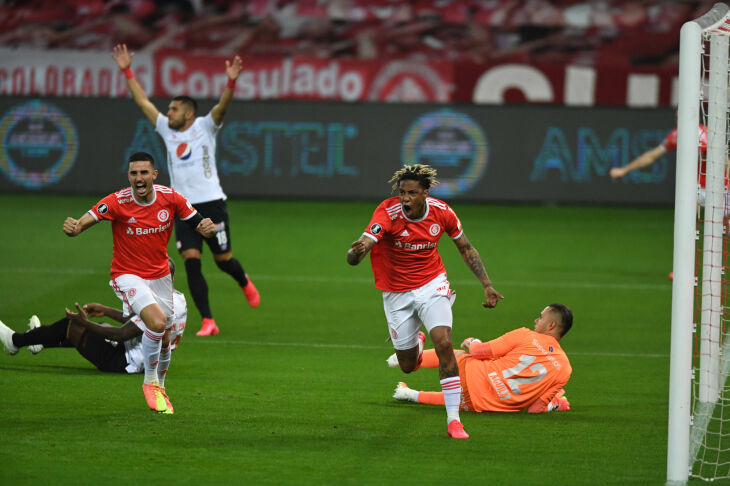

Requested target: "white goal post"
[{"left": 668, "top": 3, "right": 730, "bottom": 484}]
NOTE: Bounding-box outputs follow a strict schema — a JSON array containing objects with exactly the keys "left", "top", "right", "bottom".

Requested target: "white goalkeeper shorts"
[
  {"left": 382, "top": 273, "right": 456, "bottom": 351},
  {"left": 110, "top": 273, "right": 174, "bottom": 329},
  {"left": 697, "top": 187, "right": 730, "bottom": 217}
]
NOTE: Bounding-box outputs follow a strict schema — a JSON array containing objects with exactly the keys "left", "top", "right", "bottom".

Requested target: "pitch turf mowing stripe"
[
  {"left": 7, "top": 267, "right": 672, "bottom": 291},
  {"left": 188, "top": 339, "right": 669, "bottom": 358}
]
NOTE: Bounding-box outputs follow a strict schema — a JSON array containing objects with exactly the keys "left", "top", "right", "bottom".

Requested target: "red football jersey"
[
  {"left": 363, "top": 196, "right": 463, "bottom": 292},
  {"left": 88, "top": 185, "right": 197, "bottom": 279},
  {"left": 659, "top": 125, "right": 725, "bottom": 189}
]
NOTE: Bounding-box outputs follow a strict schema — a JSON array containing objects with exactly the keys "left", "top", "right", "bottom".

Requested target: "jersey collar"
[
  {"left": 131, "top": 186, "right": 157, "bottom": 206},
  {"left": 401, "top": 198, "right": 430, "bottom": 222}
]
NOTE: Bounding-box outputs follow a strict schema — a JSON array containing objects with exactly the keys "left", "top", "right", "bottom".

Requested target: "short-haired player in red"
[
  {"left": 392, "top": 304, "right": 573, "bottom": 414},
  {"left": 112, "top": 43, "right": 260, "bottom": 338},
  {"left": 63, "top": 152, "right": 215, "bottom": 413},
  {"left": 347, "top": 164, "right": 504, "bottom": 439}
]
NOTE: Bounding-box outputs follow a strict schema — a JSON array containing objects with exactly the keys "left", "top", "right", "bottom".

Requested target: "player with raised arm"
[
  {"left": 611, "top": 119, "right": 730, "bottom": 279},
  {"left": 62, "top": 152, "right": 214, "bottom": 413},
  {"left": 347, "top": 164, "right": 503, "bottom": 439},
  {"left": 392, "top": 304, "right": 573, "bottom": 414},
  {"left": 111, "top": 43, "right": 260, "bottom": 337},
  {"left": 610, "top": 121, "right": 730, "bottom": 211}
]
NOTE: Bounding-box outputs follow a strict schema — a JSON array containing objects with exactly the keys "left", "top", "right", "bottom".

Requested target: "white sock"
[
  {"left": 158, "top": 346, "right": 171, "bottom": 388},
  {"left": 142, "top": 329, "right": 164, "bottom": 385},
  {"left": 440, "top": 376, "right": 462, "bottom": 424}
]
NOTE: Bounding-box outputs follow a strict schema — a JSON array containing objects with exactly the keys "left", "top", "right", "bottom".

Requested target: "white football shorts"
[
  {"left": 110, "top": 273, "right": 174, "bottom": 329},
  {"left": 382, "top": 273, "right": 456, "bottom": 350}
]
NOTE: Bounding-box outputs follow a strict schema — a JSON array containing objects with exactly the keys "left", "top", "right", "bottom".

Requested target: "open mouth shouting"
[{"left": 134, "top": 180, "right": 149, "bottom": 197}]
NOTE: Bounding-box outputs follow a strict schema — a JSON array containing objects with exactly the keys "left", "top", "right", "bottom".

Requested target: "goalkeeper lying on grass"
[{"left": 390, "top": 304, "right": 572, "bottom": 413}]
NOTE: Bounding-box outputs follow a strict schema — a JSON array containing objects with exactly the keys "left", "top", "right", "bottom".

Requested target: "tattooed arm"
[
  {"left": 347, "top": 235, "right": 376, "bottom": 266},
  {"left": 453, "top": 233, "right": 504, "bottom": 308}
]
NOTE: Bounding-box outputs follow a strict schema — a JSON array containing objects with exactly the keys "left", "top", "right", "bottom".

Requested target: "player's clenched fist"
[
  {"left": 482, "top": 285, "right": 504, "bottom": 308},
  {"left": 350, "top": 240, "right": 367, "bottom": 255},
  {"left": 347, "top": 237, "right": 374, "bottom": 266},
  {"left": 197, "top": 217, "right": 216, "bottom": 238},
  {"left": 460, "top": 337, "right": 482, "bottom": 352},
  {"left": 63, "top": 217, "right": 79, "bottom": 236}
]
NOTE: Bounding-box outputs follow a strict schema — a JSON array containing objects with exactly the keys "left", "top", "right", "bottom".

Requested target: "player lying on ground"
[
  {"left": 391, "top": 304, "right": 572, "bottom": 413},
  {"left": 0, "top": 291, "right": 185, "bottom": 378}
]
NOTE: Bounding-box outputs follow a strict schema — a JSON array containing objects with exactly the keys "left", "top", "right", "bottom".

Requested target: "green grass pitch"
[{"left": 0, "top": 193, "right": 681, "bottom": 484}]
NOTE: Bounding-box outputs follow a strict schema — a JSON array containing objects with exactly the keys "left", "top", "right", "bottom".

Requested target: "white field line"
[{"left": 7, "top": 268, "right": 671, "bottom": 291}]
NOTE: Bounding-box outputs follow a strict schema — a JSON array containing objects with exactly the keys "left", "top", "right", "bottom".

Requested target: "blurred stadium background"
[{"left": 0, "top": 1, "right": 701, "bottom": 484}]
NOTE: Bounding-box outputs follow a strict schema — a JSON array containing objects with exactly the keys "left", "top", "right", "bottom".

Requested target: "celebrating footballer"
[
  {"left": 63, "top": 152, "right": 214, "bottom": 414},
  {"left": 347, "top": 163, "right": 503, "bottom": 439}
]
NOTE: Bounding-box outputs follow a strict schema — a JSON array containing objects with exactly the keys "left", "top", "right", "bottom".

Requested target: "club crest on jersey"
[
  {"left": 97, "top": 203, "right": 108, "bottom": 214},
  {"left": 176, "top": 142, "right": 192, "bottom": 160},
  {"left": 128, "top": 288, "right": 136, "bottom": 298},
  {"left": 429, "top": 224, "right": 440, "bottom": 236},
  {"left": 370, "top": 223, "right": 382, "bottom": 235},
  {"left": 157, "top": 209, "right": 170, "bottom": 222}
]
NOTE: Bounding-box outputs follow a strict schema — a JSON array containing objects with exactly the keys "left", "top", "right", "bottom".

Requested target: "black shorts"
[
  {"left": 75, "top": 330, "right": 128, "bottom": 373},
  {"left": 175, "top": 199, "right": 231, "bottom": 254}
]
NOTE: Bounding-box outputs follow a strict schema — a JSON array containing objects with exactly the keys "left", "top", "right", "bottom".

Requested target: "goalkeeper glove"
[
  {"left": 460, "top": 337, "right": 482, "bottom": 352},
  {"left": 547, "top": 389, "right": 570, "bottom": 412}
]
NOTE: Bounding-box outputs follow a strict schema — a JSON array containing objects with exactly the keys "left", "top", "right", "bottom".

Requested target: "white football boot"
[
  {"left": 28, "top": 315, "right": 43, "bottom": 354},
  {"left": 0, "top": 320, "right": 19, "bottom": 355}
]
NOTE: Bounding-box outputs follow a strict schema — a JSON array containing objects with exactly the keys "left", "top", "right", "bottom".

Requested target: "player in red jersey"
[
  {"left": 611, "top": 122, "right": 730, "bottom": 279},
  {"left": 610, "top": 123, "right": 730, "bottom": 205},
  {"left": 610, "top": 124, "right": 708, "bottom": 183},
  {"left": 112, "top": 43, "right": 260, "bottom": 338},
  {"left": 347, "top": 164, "right": 503, "bottom": 439},
  {"left": 63, "top": 152, "right": 215, "bottom": 413},
  {"left": 392, "top": 304, "right": 572, "bottom": 414}
]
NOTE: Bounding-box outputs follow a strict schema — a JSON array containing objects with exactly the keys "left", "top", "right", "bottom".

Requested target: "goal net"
[{"left": 669, "top": 3, "right": 730, "bottom": 484}]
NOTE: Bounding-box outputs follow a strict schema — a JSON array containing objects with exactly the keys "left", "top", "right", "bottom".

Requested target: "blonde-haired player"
[{"left": 347, "top": 164, "right": 503, "bottom": 439}]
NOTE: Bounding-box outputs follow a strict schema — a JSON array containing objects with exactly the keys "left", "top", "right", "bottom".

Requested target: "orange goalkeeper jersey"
[{"left": 462, "top": 327, "right": 572, "bottom": 412}]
